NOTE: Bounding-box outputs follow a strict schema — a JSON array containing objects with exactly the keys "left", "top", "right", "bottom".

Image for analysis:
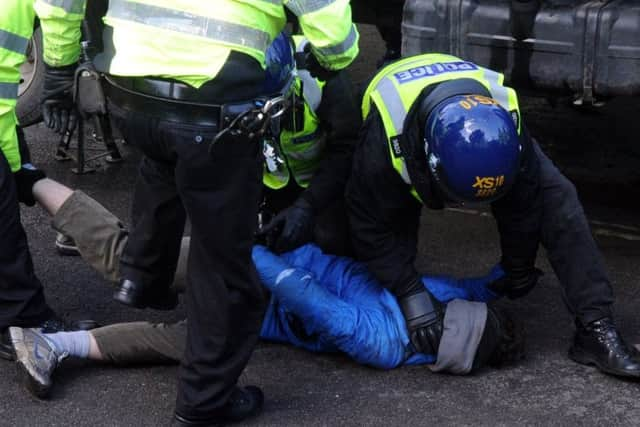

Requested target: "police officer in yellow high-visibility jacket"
[
  {"left": 34, "top": 1, "right": 358, "bottom": 424},
  {"left": 0, "top": 0, "right": 77, "bottom": 361},
  {"left": 257, "top": 35, "right": 361, "bottom": 256},
  {"left": 345, "top": 53, "right": 640, "bottom": 380}
]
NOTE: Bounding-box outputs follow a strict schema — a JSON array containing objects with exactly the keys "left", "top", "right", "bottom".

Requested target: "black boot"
[
  {"left": 569, "top": 317, "right": 640, "bottom": 378},
  {"left": 172, "top": 386, "right": 264, "bottom": 426},
  {"left": 113, "top": 279, "right": 179, "bottom": 310}
]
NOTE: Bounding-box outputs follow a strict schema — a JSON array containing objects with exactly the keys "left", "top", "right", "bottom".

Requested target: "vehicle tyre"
[{"left": 17, "top": 27, "right": 44, "bottom": 127}]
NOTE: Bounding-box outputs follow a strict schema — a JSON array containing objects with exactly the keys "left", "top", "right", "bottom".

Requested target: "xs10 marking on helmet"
[
  {"left": 394, "top": 62, "right": 478, "bottom": 84},
  {"left": 472, "top": 175, "right": 505, "bottom": 198},
  {"left": 458, "top": 95, "right": 497, "bottom": 110}
]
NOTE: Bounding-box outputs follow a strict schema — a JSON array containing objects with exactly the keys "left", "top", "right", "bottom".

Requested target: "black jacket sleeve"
[
  {"left": 298, "top": 71, "right": 360, "bottom": 212},
  {"left": 491, "top": 127, "right": 543, "bottom": 275},
  {"left": 345, "top": 108, "right": 424, "bottom": 297}
]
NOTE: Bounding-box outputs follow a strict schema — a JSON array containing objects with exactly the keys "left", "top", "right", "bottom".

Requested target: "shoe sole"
[
  {"left": 15, "top": 358, "right": 51, "bottom": 399},
  {"left": 9, "top": 328, "right": 52, "bottom": 399},
  {"left": 569, "top": 346, "right": 640, "bottom": 379},
  {"left": 55, "top": 244, "right": 80, "bottom": 257}
]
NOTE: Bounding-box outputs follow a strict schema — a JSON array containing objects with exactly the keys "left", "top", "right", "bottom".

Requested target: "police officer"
[
  {"left": 345, "top": 53, "right": 640, "bottom": 378},
  {"left": 35, "top": 1, "right": 358, "bottom": 424},
  {"left": 258, "top": 35, "right": 361, "bottom": 256},
  {"left": 0, "top": 0, "right": 83, "bottom": 361}
]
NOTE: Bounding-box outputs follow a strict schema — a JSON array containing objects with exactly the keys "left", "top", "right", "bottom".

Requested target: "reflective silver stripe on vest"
[
  {"left": 482, "top": 69, "right": 509, "bottom": 110},
  {"left": 298, "top": 70, "right": 322, "bottom": 112},
  {"left": 376, "top": 77, "right": 407, "bottom": 134},
  {"left": 286, "top": 0, "right": 335, "bottom": 16},
  {"left": 0, "top": 30, "right": 29, "bottom": 55},
  {"left": 0, "top": 82, "right": 18, "bottom": 100},
  {"left": 286, "top": 137, "right": 325, "bottom": 161},
  {"left": 314, "top": 25, "right": 357, "bottom": 57},
  {"left": 375, "top": 76, "right": 411, "bottom": 184},
  {"left": 39, "top": 0, "right": 86, "bottom": 14},
  {"left": 107, "top": 0, "right": 272, "bottom": 52}
]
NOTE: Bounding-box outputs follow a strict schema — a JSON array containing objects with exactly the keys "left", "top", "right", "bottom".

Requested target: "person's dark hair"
[{"left": 472, "top": 304, "right": 526, "bottom": 370}]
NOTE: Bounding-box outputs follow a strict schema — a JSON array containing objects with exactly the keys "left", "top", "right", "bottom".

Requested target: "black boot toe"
[
  {"left": 113, "top": 279, "right": 178, "bottom": 310},
  {"left": 569, "top": 317, "right": 640, "bottom": 378}
]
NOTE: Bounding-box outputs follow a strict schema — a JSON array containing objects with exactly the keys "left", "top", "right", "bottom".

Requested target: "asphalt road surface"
[{"left": 1, "top": 26, "right": 639, "bottom": 426}]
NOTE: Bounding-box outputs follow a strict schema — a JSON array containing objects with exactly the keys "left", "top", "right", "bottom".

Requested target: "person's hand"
[
  {"left": 399, "top": 286, "right": 444, "bottom": 355},
  {"left": 295, "top": 42, "right": 338, "bottom": 82},
  {"left": 256, "top": 197, "right": 315, "bottom": 253},
  {"left": 304, "top": 52, "right": 338, "bottom": 82},
  {"left": 42, "top": 63, "right": 78, "bottom": 135},
  {"left": 488, "top": 266, "right": 543, "bottom": 299},
  {"left": 13, "top": 164, "right": 46, "bottom": 206}
]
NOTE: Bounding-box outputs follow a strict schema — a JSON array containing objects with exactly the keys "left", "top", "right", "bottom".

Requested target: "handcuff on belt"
[{"left": 208, "top": 73, "right": 297, "bottom": 159}]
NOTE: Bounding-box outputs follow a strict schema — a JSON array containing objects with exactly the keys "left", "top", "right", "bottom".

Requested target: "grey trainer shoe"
[{"left": 9, "top": 327, "right": 68, "bottom": 398}]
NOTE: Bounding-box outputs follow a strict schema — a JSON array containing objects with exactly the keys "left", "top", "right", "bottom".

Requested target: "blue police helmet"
[
  {"left": 424, "top": 94, "right": 522, "bottom": 204},
  {"left": 264, "top": 32, "right": 295, "bottom": 94}
]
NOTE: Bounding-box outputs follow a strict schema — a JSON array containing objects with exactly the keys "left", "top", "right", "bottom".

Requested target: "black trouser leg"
[
  {"left": 536, "top": 144, "right": 613, "bottom": 325},
  {"left": 119, "top": 155, "right": 186, "bottom": 289},
  {"left": 314, "top": 198, "right": 353, "bottom": 257},
  {"left": 0, "top": 150, "right": 53, "bottom": 330},
  {"left": 173, "top": 129, "right": 266, "bottom": 418}
]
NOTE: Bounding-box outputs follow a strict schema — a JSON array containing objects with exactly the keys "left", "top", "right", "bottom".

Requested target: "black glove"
[
  {"left": 489, "top": 264, "right": 543, "bottom": 299},
  {"left": 14, "top": 164, "right": 46, "bottom": 206},
  {"left": 42, "top": 63, "right": 78, "bottom": 135},
  {"left": 399, "top": 285, "right": 444, "bottom": 355},
  {"left": 256, "top": 197, "right": 315, "bottom": 253},
  {"left": 296, "top": 42, "right": 338, "bottom": 82}
]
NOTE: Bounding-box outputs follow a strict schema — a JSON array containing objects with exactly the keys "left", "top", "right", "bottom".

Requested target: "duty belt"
[
  {"left": 105, "top": 74, "right": 296, "bottom": 158},
  {"left": 104, "top": 75, "right": 258, "bottom": 127}
]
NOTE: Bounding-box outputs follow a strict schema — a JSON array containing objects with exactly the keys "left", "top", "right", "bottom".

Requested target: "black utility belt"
[{"left": 104, "top": 76, "right": 260, "bottom": 127}]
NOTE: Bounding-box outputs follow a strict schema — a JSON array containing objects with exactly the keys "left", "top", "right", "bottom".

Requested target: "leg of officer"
[
  {"left": 535, "top": 143, "right": 640, "bottom": 377},
  {"left": 535, "top": 142, "right": 614, "bottom": 324},
  {"left": 110, "top": 109, "right": 187, "bottom": 309},
  {"left": 119, "top": 155, "right": 187, "bottom": 293},
  {"left": 0, "top": 151, "right": 55, "bottom": 344},
  {"left": 174, "top": 125, "right": 266, "bottom": 418}
]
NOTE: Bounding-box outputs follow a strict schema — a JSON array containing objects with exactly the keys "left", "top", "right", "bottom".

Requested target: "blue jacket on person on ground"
[{"left": 254, "top": 244, "right": 502, "bottom": 369}]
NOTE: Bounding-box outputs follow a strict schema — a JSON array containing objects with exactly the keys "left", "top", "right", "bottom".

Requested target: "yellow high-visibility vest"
[
  {"left": 0, "top": 0, "right": 37, "bottom": 171},
  {"left": 35, "top": 0, "right": 359, "bottom": 88}
]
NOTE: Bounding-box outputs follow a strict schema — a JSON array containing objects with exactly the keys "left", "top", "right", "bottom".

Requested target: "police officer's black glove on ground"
[
  {"left": 13, "top": 164, "right": 46, "bottom": 206},
  {"left": 42, "top": 63, "right": 77, "bottom": 135},
  {"left": 489, "top": 264, "right": 544, "bottom": 299},
  {"left": 399, "top": 283, "right": 444, "bottom": 355},
  {"left": 257, "top": 197, "right": 314, "bottom": 254}
]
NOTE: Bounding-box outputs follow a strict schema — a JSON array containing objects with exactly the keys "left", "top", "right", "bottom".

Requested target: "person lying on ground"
[{"left": 11, "top": 181, "right": 523, "bottom": 398}]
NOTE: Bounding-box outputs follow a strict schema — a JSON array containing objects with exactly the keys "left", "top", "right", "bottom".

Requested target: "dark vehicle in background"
[
  {"left": 402, "top": 0, "right": 640, "bottom": 106},
  {"left": 17, "top": 1, "right": 640, "bottom": 125},
  {"left": 17, "top": 27, "right": 44, "bottom": 127},
  {"left": 354, "top": 0, "right": 640, "bottom": 106}
]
